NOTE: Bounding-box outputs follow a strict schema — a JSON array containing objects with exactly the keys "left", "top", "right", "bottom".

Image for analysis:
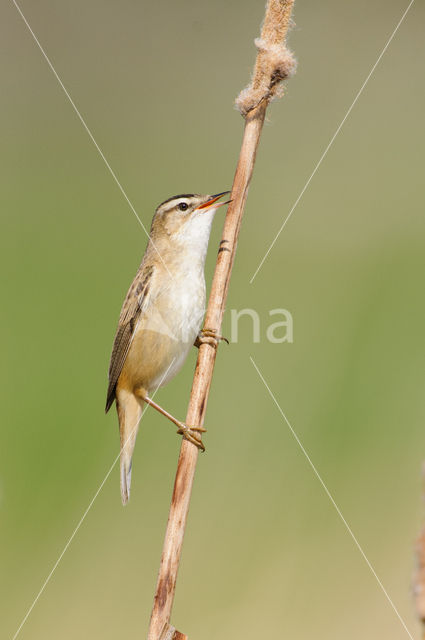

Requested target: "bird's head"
[{"left": 150, "top": 192, "right": 231, "bottom": 247}]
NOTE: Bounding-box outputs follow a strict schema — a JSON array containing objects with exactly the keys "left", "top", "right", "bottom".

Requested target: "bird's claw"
[
  {"left": 176, "top": 424, "right": 207, "bottom": 451},
  {"left": 195, "top": 327, "right": 229, "bottom": 349}
]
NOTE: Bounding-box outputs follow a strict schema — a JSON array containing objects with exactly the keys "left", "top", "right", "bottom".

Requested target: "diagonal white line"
[
  {"left": 10, "top": 358, "right": 176, "bottom": 640},
  {"left": 11, "top": 0, "right": 173, "bottom": 279},
  {"left": 250, "top": 356, "right": 414, "bottom": 640},
  {"left": 249, "top": 0, "right": 415, "bottom": 284}
]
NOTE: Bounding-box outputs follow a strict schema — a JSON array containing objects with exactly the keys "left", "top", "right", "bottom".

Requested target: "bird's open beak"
[{"left": 197, "top": 191, "right": 231, "bottom": 211}]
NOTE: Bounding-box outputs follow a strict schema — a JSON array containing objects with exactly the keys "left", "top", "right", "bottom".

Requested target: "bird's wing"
[{"left": 105, "top": 264, "right": 154, "bottom": 412}]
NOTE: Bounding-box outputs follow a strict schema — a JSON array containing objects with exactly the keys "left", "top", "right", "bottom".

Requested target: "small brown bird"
[{"left": 106, "top": 192, "right": 230, "bottom": 504}]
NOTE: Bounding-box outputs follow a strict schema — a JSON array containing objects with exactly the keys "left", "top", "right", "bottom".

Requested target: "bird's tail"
[{"left": 117, "top": 393, "right": 144, "bottom": 505}]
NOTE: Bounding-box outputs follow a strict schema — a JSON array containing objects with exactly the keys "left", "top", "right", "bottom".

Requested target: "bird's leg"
[
  {"left": 194, "top": 327, "right": 229, "bottom": 349},
  {"left": 136, "top": 390, "right": 206, "bottom": 451}
]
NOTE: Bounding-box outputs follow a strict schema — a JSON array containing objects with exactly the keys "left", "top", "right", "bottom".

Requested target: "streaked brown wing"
[{"left": 105, "top": 264, "right": 154, "bottom": 412}]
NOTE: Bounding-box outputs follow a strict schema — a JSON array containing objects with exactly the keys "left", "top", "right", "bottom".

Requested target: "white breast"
[
  {"left": 140, "top": 263, "right": 206, "bottom": 389},
  {"left": 142, "top": 207, "right": 216, "bottom": 389}
]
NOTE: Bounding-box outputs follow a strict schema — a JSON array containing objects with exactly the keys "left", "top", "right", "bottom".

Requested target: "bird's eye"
[{"left": 178, "top": 202, "right": 189, "bottom": 212}]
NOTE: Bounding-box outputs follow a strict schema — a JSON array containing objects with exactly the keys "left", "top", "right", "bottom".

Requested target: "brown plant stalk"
[{"left": 147, "top": 2, "right": 296, "bottom": 638}]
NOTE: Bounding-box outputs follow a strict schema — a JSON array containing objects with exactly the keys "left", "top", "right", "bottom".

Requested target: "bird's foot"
[
  {"left": 176, "top": 423, "right": 207, "bottom": 451},
  {"left": 195, "top": 327, "right": 229, "bottom": 349}
]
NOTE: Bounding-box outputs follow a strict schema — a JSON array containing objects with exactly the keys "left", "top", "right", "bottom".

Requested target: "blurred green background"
[{"left": 1, "top": 1, "right": 425, "bottom": 638}]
